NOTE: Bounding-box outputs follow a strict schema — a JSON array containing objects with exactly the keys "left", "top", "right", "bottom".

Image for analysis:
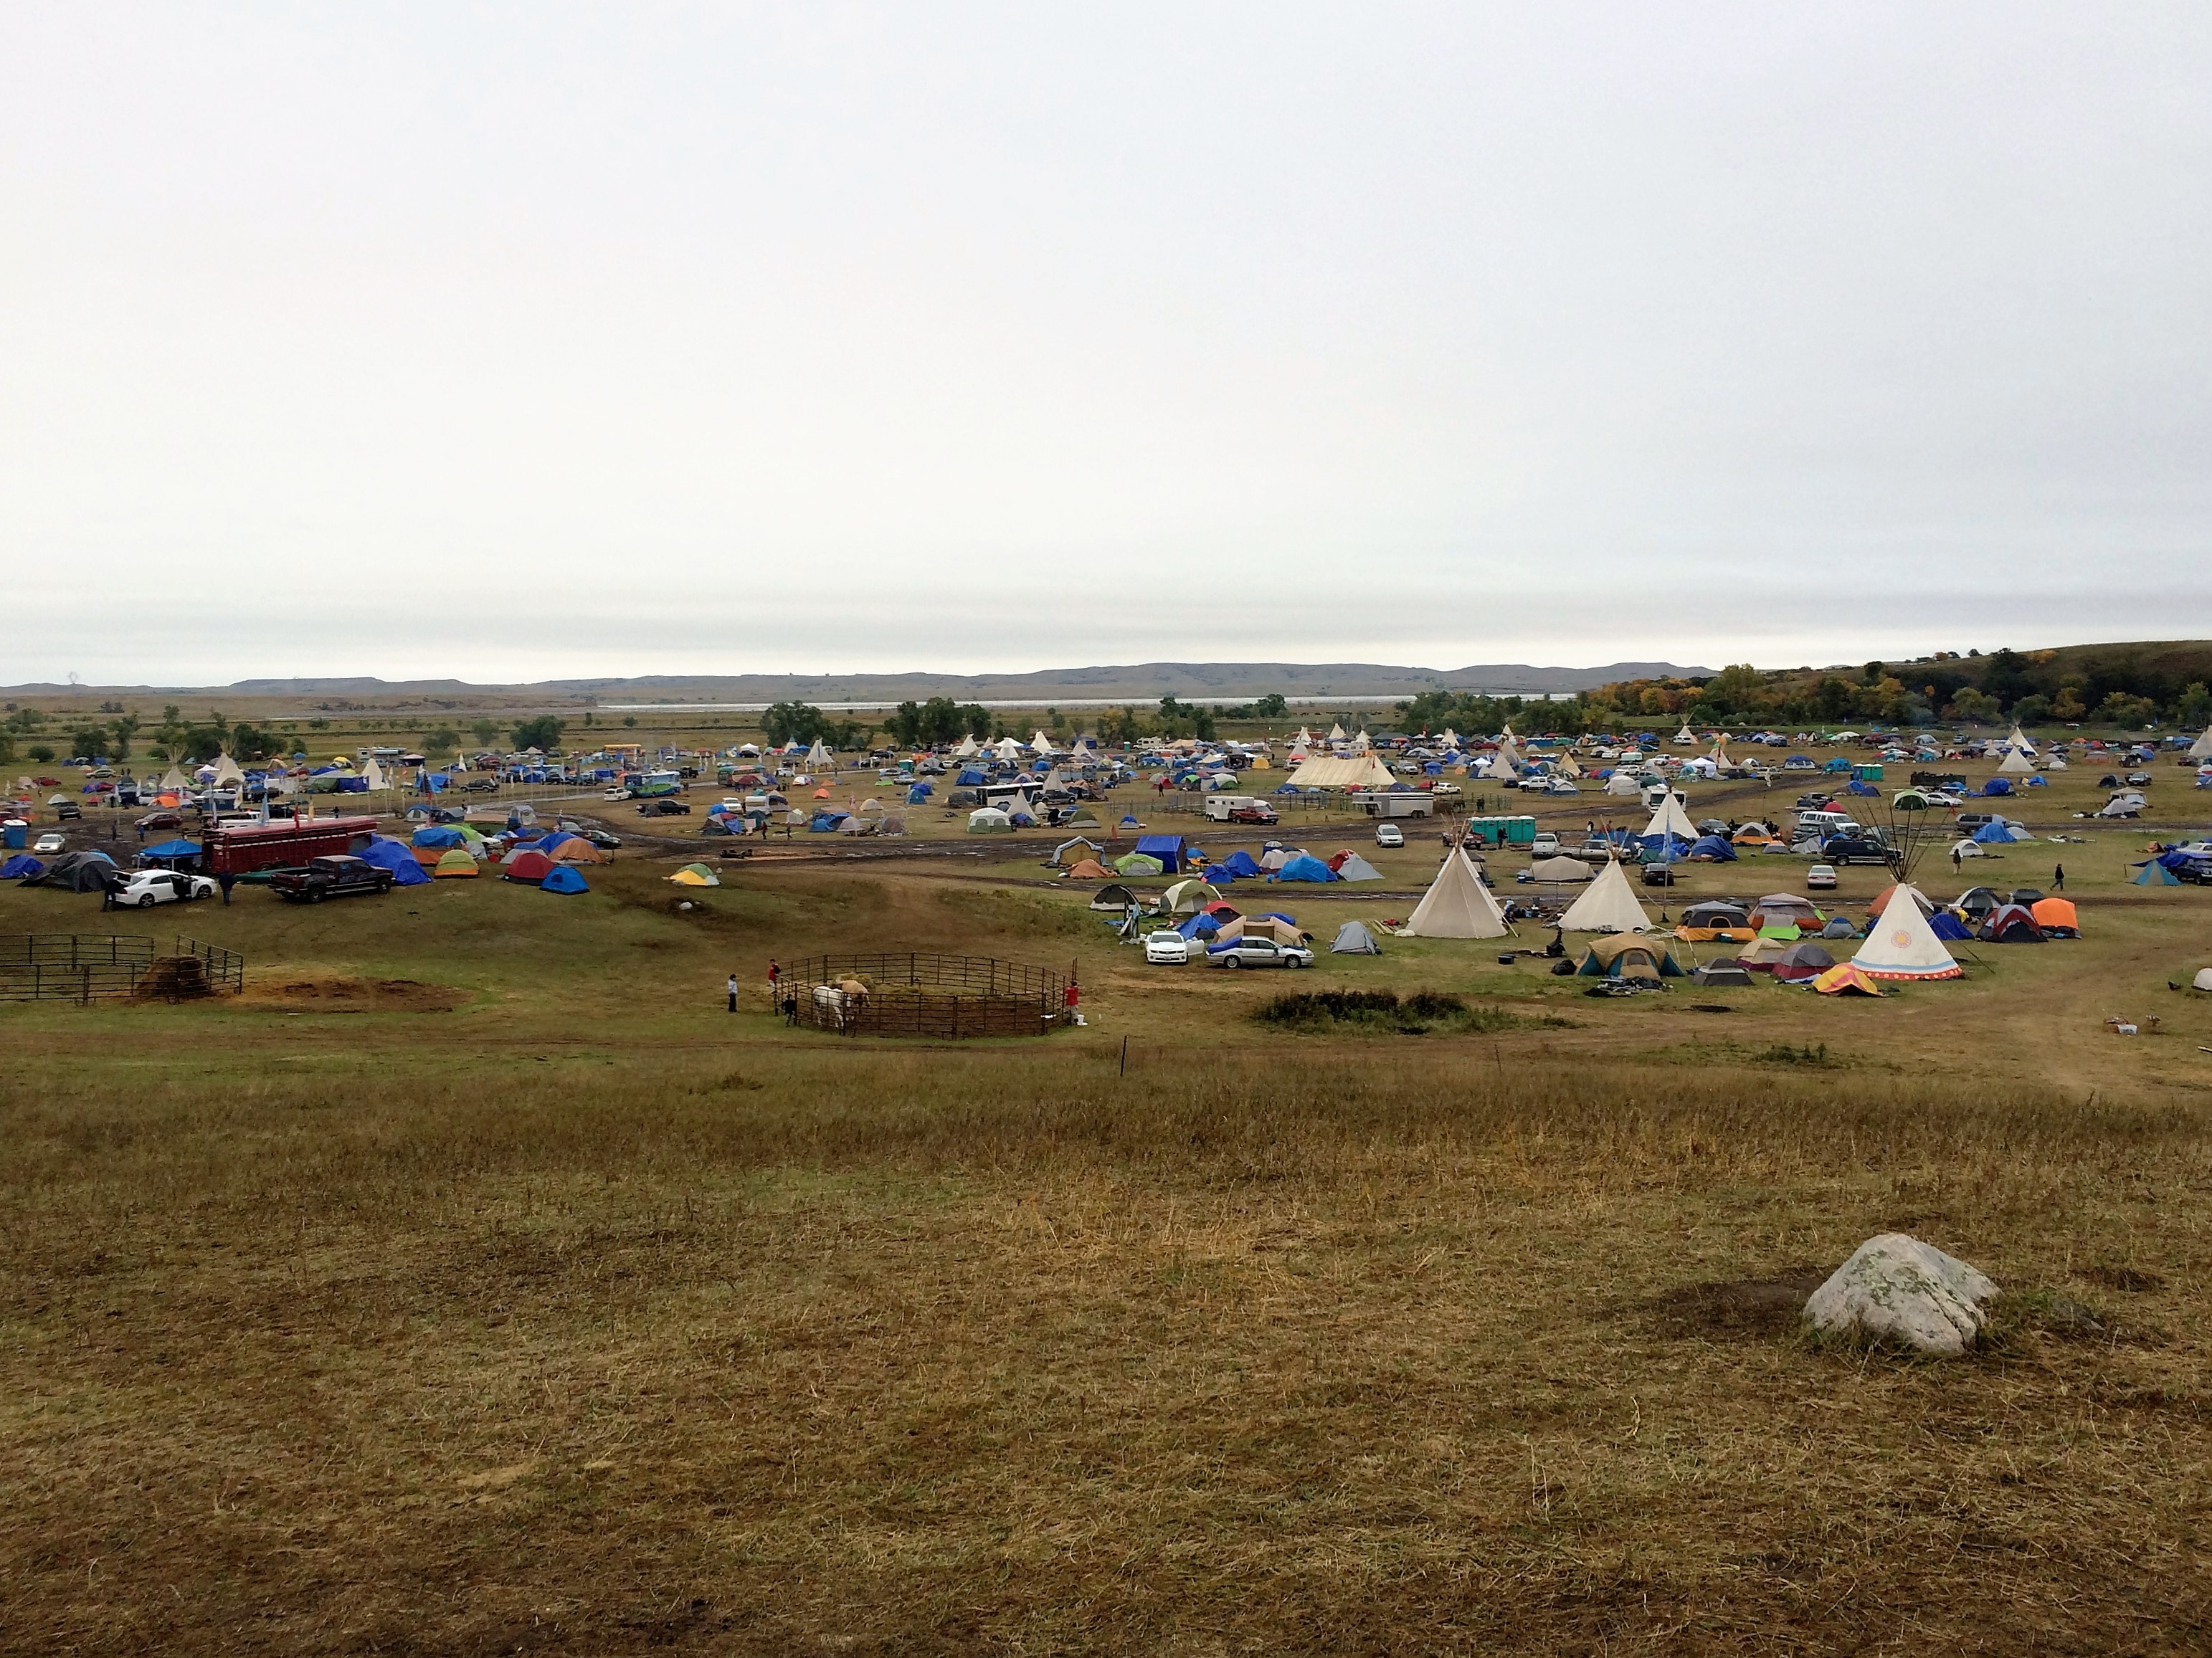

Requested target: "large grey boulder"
[{"left": 1803, "top": 1234, "right": 1999, "bottom": 1357}]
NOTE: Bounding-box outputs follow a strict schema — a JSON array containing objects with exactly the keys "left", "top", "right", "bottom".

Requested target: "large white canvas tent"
[
  {"left": 1995, "top": 725, "right": 2036, "bottom": 774},
  {"left": 1030, "top": 730, "right": 1058, "bottom": 756},
  {"left": 1852, "top": 883, "right": 1963, "bottom": 980},
  {"left": 361, "top": 756, "right": 386, "bottom": 790},
  {"left": 1603, "top": 771, "right": 1642, "bottom": 796},
  {"left": 2190, "top": 729, "right": 2212, "bottom": 762},
  {"left": 160, "top": 766, "right": 188, "bottom": 791},
  {"left": 1557, "top": 857, "right": 1655, "bottom": 933},
  {"left": 953, "top": 735, "right": 979, "bottom": 757},
  {"left": 806, "top": 739, "right": 835, "bottom": 768},
  {"left": 1401, "top": 848, "right": 1510, "bottom": 938},
  {"left": 1674, "top": 723, "right": 1697, "bottom": 745},
  {"left": 1642, "top": 793, "right": 1697, "bottom": 842},
  {"left": 1284, "top": 753, "right": 1397, "bottom": 790},
  {"left": 212, "top": 752, "right": 246, "bottom": 788}
]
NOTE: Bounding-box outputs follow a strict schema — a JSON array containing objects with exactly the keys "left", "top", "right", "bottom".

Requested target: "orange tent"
[
  {"left": 1811, "top": 962, "right": 1884, "bottom": 996},
  {"left": 2029, "top": 897, "right": 2079, "bottom": 935},
  {"left": 1063, "top": 858, "right": 1109, "bottom": 879}
]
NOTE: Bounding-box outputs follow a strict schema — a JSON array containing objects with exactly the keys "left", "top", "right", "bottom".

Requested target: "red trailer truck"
[{"left": 203, "top": 814, "right": 380, "bottom": 876}]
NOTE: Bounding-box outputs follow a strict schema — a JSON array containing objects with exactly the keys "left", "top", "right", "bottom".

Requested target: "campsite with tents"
[{"left": 4, "top": 692, "right": 2212, "bottom": 1652}]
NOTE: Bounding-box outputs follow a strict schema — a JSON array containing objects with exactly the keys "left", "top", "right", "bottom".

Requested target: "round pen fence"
[
  {"left": 789, "top": 953, "right": 1069, "bottom": 1039},
  {"left": 0, "top": 935, "right": 245, "bottom": 1003}
]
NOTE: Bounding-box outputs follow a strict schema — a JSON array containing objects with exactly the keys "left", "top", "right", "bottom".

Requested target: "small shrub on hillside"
[{"left": 1255, "top": 989, "right": 1569, "bottom": 1037}]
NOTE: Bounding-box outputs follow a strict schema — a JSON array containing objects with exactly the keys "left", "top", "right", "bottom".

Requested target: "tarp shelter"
[
  {"left": 1979, "top": 903, "right": 2045, "bottom": 943},
  {"left": 1114, "top": 852, "right": 1164, "bottom": 876},
  {"left": 1690, "top": 961, "right": 1754, "bottom": 987},
  {"left": 1283, "top": 754, "right": 1397, "bottom": 790},
  {"left": 413, "top": 824, "right": 465, "bottom": 848},
  {"left": 1558, "top": 858, "right": 1653, "bottom": 933},
  {"left": 356, "top": 836, "right": 431, "bottom": 887},
  {"left": 140, "top": 837, "right": 203, "bottom": 864},
  {"left": 1811, "top": 963, "right": 1885, "bottom": 996},
  {"left": 1980, "top": 777, "right": 2013, "bottom": 796},
  {"left": 1, "top": 854, "right": 44, "bottom": 880},
  {"left": 1133, "top": 834, "right": 1188, "bottom": 872},
  {"left": 1333, "top": 852, "right": 1383, "bottom": 882},
  {"left": 1213, "top": 849, "right": 1264, "bottom": 880},
  {"left": 541, "top": 866, "right": 588, "bottom": 894},
  {"left": 1686, "top": 835, "right": 1737, "bottom": 862},
  {"left": 1529, "top": 855, "right": 1594, "bottom": 885},
  {"left": 433, "top": 848, "right": 480, "bottom": 877},
  {"left": 1331, "top": 920, "right": 1382, "bottom": 954},
  {"left": 1401, "top": 848, "right": 1509, "bottom": 938},
  {"left": 503, "top": 849, "right": 556, "bottom": 884},
  {"left": 1574, "top": 935, "right": 1683, "bottom": 983},
  {"left": 1929, "top": 910, "right": 1973, "bottom": 941},
  {"left": 2029, "top": 897, "right": 2080, "bottom": 936},
  {"left": 668, "top": 862, "right": 721, "bottom": 887},
  {"left": 1273, "top": 852, "right": 1337, "bottom": 882}
]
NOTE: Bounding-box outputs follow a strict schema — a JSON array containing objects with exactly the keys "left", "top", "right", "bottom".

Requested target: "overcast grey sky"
[{"left": 4, "top": 4, "right": 2208, "bottom": 684}]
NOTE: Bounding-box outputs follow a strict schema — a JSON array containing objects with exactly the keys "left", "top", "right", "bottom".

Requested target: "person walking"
[
  {"left": 2053, "top": 862, "right": 2065, "bottom": 892},
  {"left": 219, "top": 871, "right": 235, "bottom": 906},
  {"left": 767, "top": 958, "right": 782, "bottom": 1002},
  {"left": 1952, "top": 844, "right": 1962, "bottom": 875},
  {"left": 726, "top": 973, "right": 739, "bottom": 1014}
]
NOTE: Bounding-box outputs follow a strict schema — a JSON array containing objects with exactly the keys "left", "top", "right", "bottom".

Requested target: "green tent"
[{"left": 1114, "top": 852, "right": 1164, "bottom": 877}]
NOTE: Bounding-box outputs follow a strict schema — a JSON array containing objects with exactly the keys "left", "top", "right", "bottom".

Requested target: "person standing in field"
[
  {"left": 726, "top": 973, "right": 739, "bottom": 1014},
  {"left": 767, "top": 958, "right": 781, "bottom": 1004},
  {"left": 2053, "top": 863, "right": 2065, "bottom": 892}
]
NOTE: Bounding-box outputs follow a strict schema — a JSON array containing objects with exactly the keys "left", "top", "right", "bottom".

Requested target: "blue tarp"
[
  {"left": 541, "top": 865, "right": 588, "bottom": 894},
  {"left": 1273, "top": 852, "right": 1337, "bottom": 882},
  {"left": 1, "top": 854, "right": 43, "bottom": 880},
  {"left": 957, "top": 769, "right": 986, "bottom": 786},
  {"left": 808, "top": 811, "right": 845, "bottom": 832},
  {"left": 141, "top": 838, "right": 203, "bottom": 859},
  {"left": 1213, "top": 849, "right": 1264, "bottom": 879},
  {"left": 412, "top": 825, "right": 465, "bottom": 848},
  {"left": 1687, "top": 835, "right": 1737, "bottom": 861},
  {"left": 1980, "top": 778, "right": 2013, "bottom": 796},
  {"left": 907, "top": 786, "right": 931, "bottom": 805},
  {"left": 1973, "top": 820, "right": 2026, "bottom": 844},
  {"left": 1929, "top": 910, "right": 1973, "bottom": 941},
  {"left": 356, "top": 836, "right": 432, "bottom": 886}
]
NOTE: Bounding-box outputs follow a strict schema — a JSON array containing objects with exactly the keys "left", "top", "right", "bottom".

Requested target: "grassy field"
[{"left": 4, "top": 746, "right": 2211, "bottom": 1652}]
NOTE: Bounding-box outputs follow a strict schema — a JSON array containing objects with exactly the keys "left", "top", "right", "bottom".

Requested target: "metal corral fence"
[
  {"left": 789, "top": 953, "right": 1070, "bottom": 1039},
  {"left": 0, "top": 935, "right": 244, "bottom": 1002}
]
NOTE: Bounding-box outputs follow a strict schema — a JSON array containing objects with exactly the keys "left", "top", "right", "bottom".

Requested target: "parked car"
[
  {"left": 56, "top": 803, "right": 82, "bottom": 821},
  {"left": 32, "top": 832, "right": 66, "bottom": 854},
  {"left": 1821, "top": 837, "right": 1891, "bottom": 867},
  {"left": 269, "top": 855, "right": 396, "bottom": 902},
  {"left": 1209, "top": 938, "right": 1314, "bottom": 969},
  {"left": 135, "top": 811, "right": 184, "bottom": 832},
  {"left": 1531, "top": 832, "right": 1560, "bottom": 857},
  {"left": 112, "top": 869, "right": 219, "bottom": 907},
  {"left": 1805, "top": 863, "right": 1838, "bottom": 890},
  {"left": 1226, "top": 804, "right": 1278, "bottom": 825},
  {"left": 1954, "top": 812, "right": 1998, "bottom": 834},
  {"left": 2125, "top": 771, "right": 2152, "bottom": 787},
  {"left": 576, "top": 827, "right": 622, "bottom": 849},
  {"left": 637, "top": 799, "right": 693, "bottom": 816},
  {"left": 1374, "top": 822, "right": 1405, "bottom": 848},
  {"left": 462, "top": 778, "right": 501, "bottom": 794},
  {"left": 1144, "top": 931, "right": 1196, "bottom": 964},
  {"left": 1641, "top": 862, "right": 1676, "bottom": 887}
]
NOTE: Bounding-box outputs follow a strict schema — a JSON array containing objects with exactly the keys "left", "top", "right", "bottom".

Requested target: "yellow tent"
[
  {"left": 668, "top": 862, "right": 721, "bottom": 887},
  {"left": 433, "top": 848, "right": 480, "bottom": 878}
]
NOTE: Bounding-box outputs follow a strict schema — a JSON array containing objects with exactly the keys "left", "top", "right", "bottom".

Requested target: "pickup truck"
[{"left": 269, "top": 854, "right": 395, "bottom": 902}]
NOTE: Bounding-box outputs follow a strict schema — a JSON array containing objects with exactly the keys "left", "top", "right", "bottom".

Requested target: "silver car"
[{"left": 1209, "top": 937, "right": 1314, "bottom": 969}]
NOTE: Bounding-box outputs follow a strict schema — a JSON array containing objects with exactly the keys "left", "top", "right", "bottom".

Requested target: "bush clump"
[{"left": 1255, "top": 989, "right": 1544, "bottom": 1036}]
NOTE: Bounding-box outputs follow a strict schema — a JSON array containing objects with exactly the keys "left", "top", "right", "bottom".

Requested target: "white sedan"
[
  {"left": 32, "top": 832, "right": 67, "bottom": 854},
  {"left": 1144, "top": 930, "right": 1198, "bottom": 964},
  {"left": 112, "top": 869, "right": 219, "bottom": 907}
]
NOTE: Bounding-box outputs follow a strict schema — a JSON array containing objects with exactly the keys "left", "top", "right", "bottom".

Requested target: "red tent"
[{"left": 503, "top": 849, "right": 555, "bottom": 884}]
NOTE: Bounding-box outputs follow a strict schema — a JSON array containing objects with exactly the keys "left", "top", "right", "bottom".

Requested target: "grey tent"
[
  {"left": 24, "top": 849, "right": 120, "bottom": 892},
  {"left": 1333, "top": 852, "right": 1384, "bottom": 882},
  {"left": 1818, "top": 916, "right": 1861, "bottom": 939},
  {"left": 1330, "top": 920, "right": 1382, "bottom": 954},
  {"left": 1690, "top": 961, "right": 1754, "bottom": 987},
  {"left": 1089, "top": 882, "right": 1138, "bottom": 911}
]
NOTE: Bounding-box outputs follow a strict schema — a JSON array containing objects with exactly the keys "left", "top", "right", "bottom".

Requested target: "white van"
[{"left": 1795, "top": 809, "right": 1861, "bottom": 840}]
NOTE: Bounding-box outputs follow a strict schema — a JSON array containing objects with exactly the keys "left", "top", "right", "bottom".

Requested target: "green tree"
[
  {"left": 1253, "top": 692, "right": 1288, "bottom": 719},
  {"left": 27, "top": 743, "right": 56, "bottom": 763},
  {"left": 761, "top": 702, "right": 825, "bottom": 746},
  {"left": 424, "top": 725, "right": 460, "bottom": 756},
  {"left": 1947, "top": 687, "right": 2001, "bottom": 723},
  {"left": 511, "top": 715, "right": 566, "bottom": 751},
  {"left": 471, "top": 718, "right": 501, "bottom": 748},
  {"left": 2172, "top": 682, "right": 2211, "bottom": 729}
]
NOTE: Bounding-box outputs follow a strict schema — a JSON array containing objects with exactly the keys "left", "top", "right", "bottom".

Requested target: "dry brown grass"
[{"left": 4, "top": 1041, "right": 2209, "bottom": 1654}]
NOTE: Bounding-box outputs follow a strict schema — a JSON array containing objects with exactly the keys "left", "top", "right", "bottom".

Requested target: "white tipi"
[
  {"left": 1995, "top": 724, "right": 2036, "bottom": 774},
  {"left": 1558, "top": 857, "right": 1655, "bottom": 933},
  {"left": 361, "top": 756, "right": 387, "bottom": 791},
  {"left": 1401, "top": 847, "right": 1510, "bottom": 939},
  {"left": 1641, "top": 792, "right": 1697, "bottom": 842},
  {"left": 212, "top": 752, "right": 246, "bottom": 788},
  {"left": 1851, "top": 884, "right": 1962, "bottom": 980},
  {"left": 2190, "top": 728, "right": 2212, "bottom": 763}
]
